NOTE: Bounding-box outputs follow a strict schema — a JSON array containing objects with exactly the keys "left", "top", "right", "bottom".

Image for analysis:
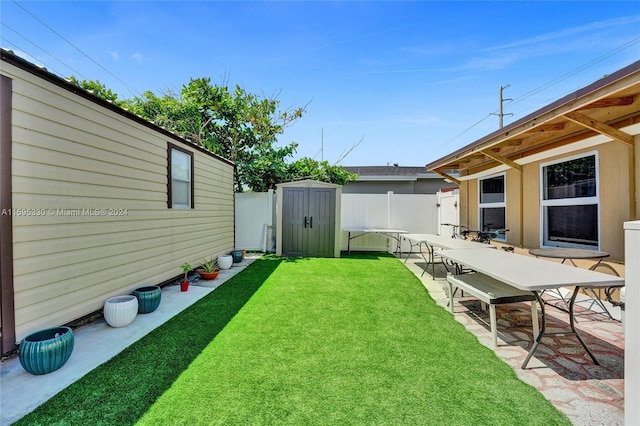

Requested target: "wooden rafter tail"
[
  {"left": 563, "top": 111, "right": 634, "bottom": 146},
  {"left": 431, "top": 169, "right": 461, "bottom": 185},
  {"left": 480, "top": 149, "right": 523, "bottom": 172}
]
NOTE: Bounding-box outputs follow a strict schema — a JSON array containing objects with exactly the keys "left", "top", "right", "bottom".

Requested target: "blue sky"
[{"left": 2, "top": 1, "right": 639, "bottom": 167}]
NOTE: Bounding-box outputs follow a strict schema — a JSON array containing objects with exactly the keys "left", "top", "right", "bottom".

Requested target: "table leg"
[
  {"left": 568, "top": 286, "right": 599, "bottom": 365},
  {"left": 522, "top": 288, "right": 599, "bottom": 368},
  {"left": 419, "top": 242, "right": 430, "bottom": 277},
  {"left": 403, "top": 237, "right": 414, "bottom": 263},
  {"left": 522, "top": 291, "right": 545, "bottom": 369}
]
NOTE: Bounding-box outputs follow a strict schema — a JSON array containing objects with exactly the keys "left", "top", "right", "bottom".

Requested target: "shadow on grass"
[{"left": 16, "top": 256, "right": 283, "bottom": 426}]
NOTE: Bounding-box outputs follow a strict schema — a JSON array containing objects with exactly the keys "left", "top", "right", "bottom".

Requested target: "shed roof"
[{"left": 425, "top": 60, "right": 640, "bottom": 183}]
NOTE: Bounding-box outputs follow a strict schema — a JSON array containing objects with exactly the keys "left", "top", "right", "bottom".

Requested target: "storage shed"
[
  {"left": 276, "top": 180, "right": 342, "bottom": 257},
  {"left": 0, "top": 49, "right": 235, "bottom": 354}
]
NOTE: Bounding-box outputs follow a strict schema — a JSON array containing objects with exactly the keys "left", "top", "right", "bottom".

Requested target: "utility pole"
[
  {"left": 321, "top": 127, "right": 324, "bottom": 161},
  {"left": 491, "top": 85, "right": 513, "bottom": 128}
]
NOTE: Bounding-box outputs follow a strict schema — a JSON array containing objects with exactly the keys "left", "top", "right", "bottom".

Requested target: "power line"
[
  {"left": 1, "top": 22, "right": 90, "bottom": 81},
  {"left": 10, "top": 0, "right": 140, "bottom": 98},
  {"left": 433, "top": 34, "right": 640, "bottom": 157},
  {"left": 506, "top": 35, "right": 640, "bottom": 116}
]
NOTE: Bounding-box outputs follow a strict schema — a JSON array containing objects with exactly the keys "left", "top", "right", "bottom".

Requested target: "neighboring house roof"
[
  {"left": 425, "top": 60, "right": 640, "bottom": 183},
  {"left": 344, "top": 165, "right": 449, "bottom": 181}
]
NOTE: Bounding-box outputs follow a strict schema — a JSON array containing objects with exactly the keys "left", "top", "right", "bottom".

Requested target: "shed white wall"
[{"left": 4, "top": 61, "right": 235, "bottom": 341}]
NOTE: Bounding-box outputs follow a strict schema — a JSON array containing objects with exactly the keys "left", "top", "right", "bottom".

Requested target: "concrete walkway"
[
  {"left": 0, "top": 256, "right": 257, "bottom": 426},
  {"left": 401, "top": 251, "right": 624, "bottom": 426}
]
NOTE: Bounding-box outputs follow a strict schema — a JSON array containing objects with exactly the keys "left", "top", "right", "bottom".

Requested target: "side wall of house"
[
  {"left": 461, "top": 139, "right": 634, "bottom": 261},
  {"left": 4, "top": 63, "right": 234, "bottom": 341}
]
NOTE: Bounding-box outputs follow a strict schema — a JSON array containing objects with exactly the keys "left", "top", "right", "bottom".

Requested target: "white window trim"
[
  {"left": 539, "top": 151, "right": 600, "bottom": 249},
  {"left": 169, "top": 144, "right": 194, "bottom": 209},
  {"left": 478, "top": 172, "right": 506, "bottom": 241}
]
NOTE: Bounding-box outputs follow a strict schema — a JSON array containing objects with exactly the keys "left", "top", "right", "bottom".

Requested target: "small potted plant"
[
  {"left": 197, "top": 257, "right": 220, "bottom": 280},
  {"left": 180, "top": 262, "right": 192, "bottom": 292}
]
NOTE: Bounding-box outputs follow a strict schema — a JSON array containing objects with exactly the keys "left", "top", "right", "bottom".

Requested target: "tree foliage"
[
  {"left": 69, "top": 76, "right": 358, "bottom": 191},
  {"left": 68, "top": 76, "right": 124, "bottom": 106}
]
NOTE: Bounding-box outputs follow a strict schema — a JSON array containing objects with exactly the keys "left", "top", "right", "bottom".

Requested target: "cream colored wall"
[
  {"left": 522, "top": 162, "right": 541, "bottom": 249},
  {"left": 635, "top": 134, "right": 640, "bottom": 221},
  {"left": 4, "top": 63, "right": 234, "bottom": 341},
  {"left": 598, "top": 141, "right": 633, "bottom": 260},
  {"left": 463, "top": 141, "right": 634, "bottom": 261},
  {"left": 505, "top": 169, "right": 522, "bottom": 247}
]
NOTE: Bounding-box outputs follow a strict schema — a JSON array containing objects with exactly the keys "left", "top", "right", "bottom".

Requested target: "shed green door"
[{"left": 282, "top": 187, "right": 336, "bottom": 257}]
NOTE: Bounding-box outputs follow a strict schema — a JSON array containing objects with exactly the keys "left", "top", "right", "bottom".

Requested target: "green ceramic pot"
[
  {"left": 231, "top": 250, "right": 243, "bottom": 263},
  {"left": 133, "top": 286, "right": 162, "bottom": 314},
  {"left": 19, "top": 326, "right": 74, "bottom": 375}
]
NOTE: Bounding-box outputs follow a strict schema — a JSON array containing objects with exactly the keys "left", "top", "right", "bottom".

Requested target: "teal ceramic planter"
[
  {"left": 231, "top": 250, "right": 243, "bottom": 263},
  {"left": 19, "top": 326, "right": 74, "bottom": 375},
  {"left": 133, "top": 286, "right": 162, "bottom": 314}
]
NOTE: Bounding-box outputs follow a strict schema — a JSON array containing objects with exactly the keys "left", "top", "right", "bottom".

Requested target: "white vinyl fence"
[
  {"left": 437, "top": 188, "right": 460, "bottom": 237},
  {"left": 235, "top": 189, "right": 459, "bottom": 254},
  {"left": 234, "top": 190, "right": 276, "bottom": 252},
  {"left": 340, "top": 192, "right": 439, "bottom": 252}
]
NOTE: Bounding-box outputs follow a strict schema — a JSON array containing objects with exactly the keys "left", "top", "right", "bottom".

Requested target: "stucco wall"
[
  {"left": 3, "top": 61, "right": 235, "bottom": 341},
  {"left": 462, "top": 139, "right": 635, "bottom": 261}
]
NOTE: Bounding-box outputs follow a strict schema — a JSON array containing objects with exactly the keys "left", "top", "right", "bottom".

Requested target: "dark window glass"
[
  {"left": 481, "top": 207, "right": 505, "bottom": 231},
  {"left": 546, "top": 205, "right": 598, "bottom": 246},
  {"left": 544, "top": 155, "right": 596, "bottom": 200},
  {"left": 480, "top": 176, "right": 504, "bottom": 204}
]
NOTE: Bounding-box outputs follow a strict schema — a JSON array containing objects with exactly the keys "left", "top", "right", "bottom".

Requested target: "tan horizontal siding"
[{"left": 4, "top": 61, "right": 235, "bottom": 342}]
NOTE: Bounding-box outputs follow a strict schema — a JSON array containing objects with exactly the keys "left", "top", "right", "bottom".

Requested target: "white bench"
[{"left": 446, "top": 273, "right": 539, "bottom": 347}]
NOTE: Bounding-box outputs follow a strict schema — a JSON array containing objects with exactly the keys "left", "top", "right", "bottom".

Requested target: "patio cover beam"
[
  {"left": 563, "top": 111, "right": 634, "bottom": 146},
  {"left": 480, "top": 149, "right": 523, "bottom": 172},
  {"left": 432, "top": 169, "right": 461, "bottom": 185}
]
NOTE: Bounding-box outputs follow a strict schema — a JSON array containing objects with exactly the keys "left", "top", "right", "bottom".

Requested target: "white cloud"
[
  {"left": 485, "top": 15, "right": 640, "bottom": 52},
  {"left": 130, "top": 52, "right": 143, "bottom": 63},
  {"left": 109, "top": 51, "right": 119, "bottom": 61}
]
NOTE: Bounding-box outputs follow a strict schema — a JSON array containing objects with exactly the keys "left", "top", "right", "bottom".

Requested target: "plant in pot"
[
  {"left": 180, "top": 262, "right": 192, "bottom": 292},
  {"left": 197, "top": 257, "right": 220, "bottom": 280}
]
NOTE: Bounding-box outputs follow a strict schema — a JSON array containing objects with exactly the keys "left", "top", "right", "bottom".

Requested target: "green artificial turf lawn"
[{"left": 17, "top": 253, "right": 570, "bottom": 425}]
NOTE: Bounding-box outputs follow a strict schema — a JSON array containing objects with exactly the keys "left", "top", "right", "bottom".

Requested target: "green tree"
[
  {"left": 286, "top": 158, "right": 358, "bottom": 186},
  {"left": 72, "top": 77, "right": 358, "bottom": 191},
  {"left": 122, "top": 78, "right": 307, "bottom": 192},
  {"left": 68, "top": 76, "right": 123, "bottom": 106}
]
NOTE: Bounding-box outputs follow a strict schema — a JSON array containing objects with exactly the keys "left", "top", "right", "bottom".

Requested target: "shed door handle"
[
  {"left": 304, "top": 216, "right": 308, "bottom": 228},
  {"left": 309, "top": 217, "right": 313, "bottom": 228}
]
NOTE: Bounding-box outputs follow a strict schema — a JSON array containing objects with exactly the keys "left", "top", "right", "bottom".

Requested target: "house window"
[
  {"left": 478, "top": 174, "right": 505, "bottom": 239},
  {"left": 168, "top": 143, "right": 194, "bottom": 209},
  {"left": 541, "top": 152, "right": 598, "bottom": 248}
]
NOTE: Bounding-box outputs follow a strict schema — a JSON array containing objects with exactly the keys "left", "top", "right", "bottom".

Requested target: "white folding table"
[
  {"left": 437, "top": 248, "right": 624, "bottom": 368},
  {"left": 402, "top": 234, "right": 494, "bottom": 278},
  {"left": 344, "top": 228, "right": 408, "bottom": 255}
]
